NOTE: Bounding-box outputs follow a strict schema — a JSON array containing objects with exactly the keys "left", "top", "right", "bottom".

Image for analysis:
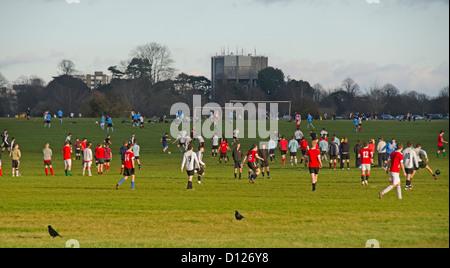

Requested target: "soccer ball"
[
  {"left": 168, "top": 151, "right": 171, "bottom": 155},
  {"left": 435, "top": 170, "right": 441, "bottom": 175}
]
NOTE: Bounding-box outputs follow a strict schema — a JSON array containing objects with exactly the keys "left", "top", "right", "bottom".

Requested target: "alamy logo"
[
  {"left": 366, "top": 0, "right": 381, "bottom": 3},
  {"left": 66, "top": 0, "right": 81, "bottom": 4},
  {"left": 366, "top": 239, "right": 380, "bottom": 248},
  {"left": 170, "top": 95, "right": 279, "bottom": 140}
]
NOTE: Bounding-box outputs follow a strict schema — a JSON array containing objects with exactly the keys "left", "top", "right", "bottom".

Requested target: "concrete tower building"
[{"left": 211, "top": 53, "right": 268, "bottom": 98}]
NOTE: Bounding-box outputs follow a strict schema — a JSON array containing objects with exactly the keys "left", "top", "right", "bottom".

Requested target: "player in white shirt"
[
  {"left": 196, "top": 147, "right": 206, "bottom": 184},
  {"left": 294, "top": 128, "right": 304, "bottom": 144},
  {"left": 184, "top": 136, "right": 191, "bottom": 150},
  {"left": 232, "top": 128, "right": 240, "bottom": 145},
  {"left": 82, "top": 142, "right": 93, "bottom": 176},
  {"left": 402, "top": 141, "right": 420, "bottom": 190},
  {"left": 412, "top": 144, "right": 438, "bottom": 181},
  {"left": 65, "top": 133, "right": 72, "bottom": 145},
  {"left": 197, "top": 135, "right": 205, "bottom": 148},
  {"left": 212, "top": 134, "right": 220, "bottom": 158},
  {"left": 268, "top": 137, "right": 277, "bottom": 162},
  {"left": 181, "top": 144, "right": 204, "bottom": 190},
  {"left": 172, "top": 134, "right": 185, "bottom": 153}
]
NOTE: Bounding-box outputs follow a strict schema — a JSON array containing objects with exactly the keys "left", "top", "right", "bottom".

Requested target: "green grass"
[{"left": 0, "top": 117, "right": 448, "bottom": 248}]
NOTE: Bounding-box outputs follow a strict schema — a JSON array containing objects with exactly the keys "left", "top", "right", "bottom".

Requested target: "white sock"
[
  {"left": 397, "top": 186, "right": 402, "bottom": 200},
  {"left": 382, "top": 185, "right": 393, "bottom": 195}
]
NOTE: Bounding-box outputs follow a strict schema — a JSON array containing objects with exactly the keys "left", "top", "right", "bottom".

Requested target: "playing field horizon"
[{"left": 0, "top": 117, "right": 448, "bottom": 248}]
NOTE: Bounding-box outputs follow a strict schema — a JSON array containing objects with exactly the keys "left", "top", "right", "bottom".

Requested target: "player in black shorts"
[
  {"left": 340, "top": 137, "right": 350, "bottom": 170},
  {"left": 412, "top": 144, "right": 438, "bottom": 181},
  {"left": 258, "top": 144, "right": 271, "bottom": 179},
  {"left": 232, "top": 143, "right": 244, "bottom": 180}
]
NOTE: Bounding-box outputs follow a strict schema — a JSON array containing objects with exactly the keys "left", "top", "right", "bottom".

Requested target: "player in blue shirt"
[
  {"left": 306, "top": 114, "right": 314, "bottom": 129},
  {"left": 383, "top": 138, "right": 397, "bottom": 155},
  {"left": 382, "top": 138, "right": 397, "bottom": 169},
  {"left": 57, "top": 109, "right": 63, "bottom": 123},
  {"left": 107, "top": 117, "right": 114, "bottom": 133},
  {"left": 135, "top": 112, "right": 141, "bottom": 127},
  {"left": 44, "top": 113, "right": 52, "bottom": 128},
  {"left": 353, "top": 117, "right": 359, "bottom": 133},
  {"left": 100, "top": 116, "right": 106, "bottom": 130},
  {"left": 132, "top": 113, "right": 139, "bottom": 127}
]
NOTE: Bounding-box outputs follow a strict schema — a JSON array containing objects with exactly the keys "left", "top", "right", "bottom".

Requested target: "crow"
[
  {"left": 48, "top": 225, "right": 62, "bottom": 238},
  {"left": 235, "top": 211, "right": 245, "bottom": 221}
]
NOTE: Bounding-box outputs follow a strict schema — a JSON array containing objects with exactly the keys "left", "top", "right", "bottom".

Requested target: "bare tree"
[
  {"left": 130, "top": 43, "right": 176, "bottom": 84},
  {"left": 341, "top": 77, "right": 360, "bottom": 97},
  {"left": 58, "top": 60, "right": 77, "bottom": 76},
  {"left": 113, "top": 79, "right": 150, "bottom": 114},
  {"left": 13, "top": 75, "right": 46, "bottom": 87},
  {"left": 439, "top": 86, "right": 449, "bottom": 99},
  {"left": 0, "top": 72, "right": 9, "bottom": 88},
  {"left": 382, "top": 83, "right": 399, "bottom": 98},
  {"left": 28, "top": 75, "right": 46, "bottom": 87},
  {"left": 47, "top": 75, "right": 91, "bottom": 113},
  {"left": 365, "top": 81, "right": 386, "bottom": 114},
  {"left": 312, "top": 83, "right": 328, "bottom": 102}
]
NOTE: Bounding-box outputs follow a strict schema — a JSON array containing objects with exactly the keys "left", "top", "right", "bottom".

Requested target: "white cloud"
[
  {"left": 250, "top": 0, "right": 449, "bottom": 6},
  {"left": 0, "top": 53, "right": 42, "bottom": 69},
  {"left": 277, "top": 58, "right": 449, "bottom": 96}
]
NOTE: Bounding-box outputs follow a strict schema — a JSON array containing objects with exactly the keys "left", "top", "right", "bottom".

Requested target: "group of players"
[
  {"left": 0, "top": 128, "right": 145, "bottom": 192},
  {"left": 175, "top": 113, "right": 447, "bottom": 196},
  {"left": 1, "top": 112, "right": 447, "bottom": 198}
]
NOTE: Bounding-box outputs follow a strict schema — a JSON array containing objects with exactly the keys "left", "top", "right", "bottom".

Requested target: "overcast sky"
[{"left": 0, "top": 0, "right": 448, "bottom": 96}]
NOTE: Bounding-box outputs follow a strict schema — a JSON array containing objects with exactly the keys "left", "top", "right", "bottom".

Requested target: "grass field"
[{"left": 0, "top": 117, "right": 448, "bottom": 248}]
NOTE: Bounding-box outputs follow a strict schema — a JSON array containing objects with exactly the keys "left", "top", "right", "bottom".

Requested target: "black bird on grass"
[
  {"left": 235, "top": 211, "right": 245, "bottom": 221},
  {"left": 48, "top": 225, "right": 62, "bottom": 238}
]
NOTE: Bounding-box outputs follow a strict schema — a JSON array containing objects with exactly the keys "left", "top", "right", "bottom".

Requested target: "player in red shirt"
[
  {"left": 243, "top": 144, "right": 265, "bottom": 183},
  {"left": 95, "top": 143, "right": 106, "bottom": 175},
  {"left": 307, "top": 140, "right": 322, "bottom": 192},
  {"left": 80, "top": 138, "right": 87, "bottom": 161},
  {"left": 437, "top": 130, "right": 447, "bottom": 159},
  {"left": 80, "top": 138, "right": 87, "bottom": 151},
  {"left": 300, "top": 139, "right": 309, "bottom": 167},
  {"left": 279, "top": 136, "right": 289, "bottom": 165},
  {"left": 358, "top": 141, "right": 374, "bottom": 186},
  {"left": 116, "top": 144, "right": 136, "bottom": 190},
  {"left": 62, "top": 141, "right": 73, "bottom": 176},
  {"left": 295, "top": 112, "right": 302, "bottom": 129},
  {"left": 380, "top": 143, "right": 406, "bottom": 200},
  {"left": 218, "top": 139, "right": 230, "bottom": 164},
  {"left": 103, "top": 144, "right": 112, "bottom": 172}
]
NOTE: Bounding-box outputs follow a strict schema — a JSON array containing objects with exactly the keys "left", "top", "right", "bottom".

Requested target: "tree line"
[{"left": 0, "top": 42, "right": 448, "bottom": 118}]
